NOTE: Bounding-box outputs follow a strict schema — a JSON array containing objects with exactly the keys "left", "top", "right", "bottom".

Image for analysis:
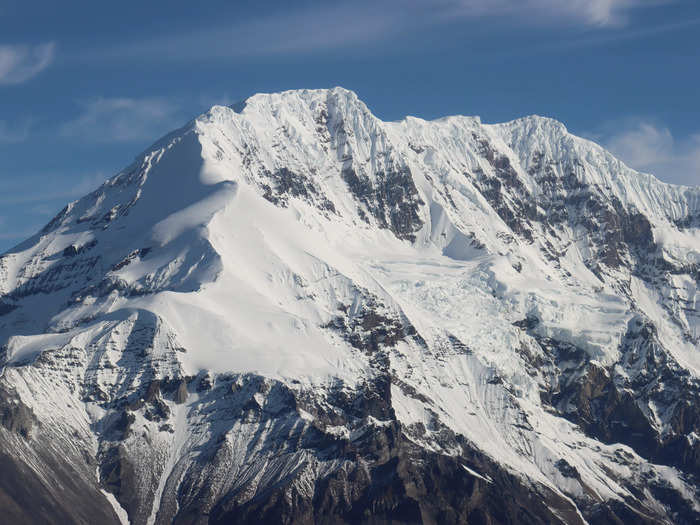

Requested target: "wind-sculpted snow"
[{"left": 0, "top": 87, "right": 699, "bottom": 524}]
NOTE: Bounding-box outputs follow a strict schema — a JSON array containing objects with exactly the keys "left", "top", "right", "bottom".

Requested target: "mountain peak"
[
  {"left": 222, "top": 86, "right": 366, "bottom": 118},
  {"left": 1, "top": 88, "right": 699, "bottom": 524}
]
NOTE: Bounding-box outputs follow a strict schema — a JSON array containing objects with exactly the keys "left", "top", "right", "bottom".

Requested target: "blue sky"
[{"left": 1, "top": 0, "right": 699, "bottom": 251}]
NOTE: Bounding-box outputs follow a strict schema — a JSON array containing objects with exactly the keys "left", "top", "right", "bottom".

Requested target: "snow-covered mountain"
[{"left": 1, "top": 87, "right": 699, "bottom": 524}]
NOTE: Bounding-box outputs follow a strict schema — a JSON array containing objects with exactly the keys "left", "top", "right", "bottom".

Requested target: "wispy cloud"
[
  {"left": 0, "top": 224, "right": 47, "bottom": 242},
  {"left": 82, "top": 5, "right": 399, "bottom": 62},
  {"left": 0, "top": 172, "right": 107, "bottom": 206},
  {"left": 0, "top": 171, "right": 107, "bottom": 248},
  {"left": 60, "top": 97, "right": 182, "bottom": 143},
  {"left": 0, "top": 42, "right": 55, "bottom": 85},
  {"left": 0, "top": 118, "right": 32, "bottom": 143},
  {"left": 441, "top": 0, "right": 670, "bottom": 27},
  {"left": 77, "top": 1, "right": 670, "bottom": 64},
  {"left": 599, "top": 119, "right": 700, "bottom": 186}
]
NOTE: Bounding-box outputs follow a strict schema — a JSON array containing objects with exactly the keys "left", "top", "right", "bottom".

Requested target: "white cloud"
[
  {"left": 444, "top": 0, "right": 668, "bottom": 26},
  {"left": 564, "top": 0, "right": 658, "bottom": 26},
  {"left": 81, "top": 0, "right": 667, "bottom": 64},
  {"left": 606, "top": 121, "right": 674, "bottom": 166},
  {"left": 0, "top": 42, "right": 55, "bottom": 85},
  {"left": 60, "top": 97, "right": 182, "bottom": 143},
  {"left": 602, "top": 120, "right": 700, "bottom": 186},
  {"left": 86, "top": 5, "right": 399, "bottom": 62}
]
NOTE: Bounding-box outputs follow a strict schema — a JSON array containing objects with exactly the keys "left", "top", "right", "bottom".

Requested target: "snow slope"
[{"left": 0, "top": 87, "right": 698, "bottom": 524}]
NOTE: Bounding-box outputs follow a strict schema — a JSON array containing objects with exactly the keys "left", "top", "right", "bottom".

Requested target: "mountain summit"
[{"left": 1, "top": 87, "right": 699, "bottom": 524}]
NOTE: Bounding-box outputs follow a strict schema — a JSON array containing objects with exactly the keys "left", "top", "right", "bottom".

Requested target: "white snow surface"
[{"left": 1, "top": 87, "right": 699, "bottom": 518}]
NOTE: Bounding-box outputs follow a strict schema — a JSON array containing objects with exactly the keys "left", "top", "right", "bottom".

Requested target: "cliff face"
[{"left": 0, "top": 87, "right": 698, "bottom": 524}]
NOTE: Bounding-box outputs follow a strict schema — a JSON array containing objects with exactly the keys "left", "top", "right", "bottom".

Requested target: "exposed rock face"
[
  {"left": 0, "top": 391, "right": 34, "bottom": 438},
  {"left": 340, "top": 164, "right": 424, "bottom": 242},
  {"left": 0, "top": 88, "right": 699, "bottom": 524}
]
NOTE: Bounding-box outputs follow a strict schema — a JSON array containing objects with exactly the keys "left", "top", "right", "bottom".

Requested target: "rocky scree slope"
[{"left": 0, "top": 87, "right": 699, "bottom": 524}]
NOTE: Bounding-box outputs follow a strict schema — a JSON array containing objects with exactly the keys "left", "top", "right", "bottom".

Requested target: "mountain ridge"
[{"left": 0, "top": 87, "right": 698, "bottom": 524}]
